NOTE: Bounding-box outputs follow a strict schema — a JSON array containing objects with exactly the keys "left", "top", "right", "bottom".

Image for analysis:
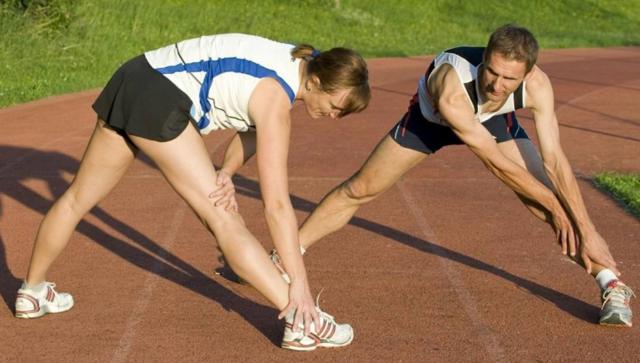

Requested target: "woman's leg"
[
  {"left": 25, "top": 120, "right": 138, "bottom": 285},
  {"left": 128, "top": 124, "right": 290, "bottom": 310}
]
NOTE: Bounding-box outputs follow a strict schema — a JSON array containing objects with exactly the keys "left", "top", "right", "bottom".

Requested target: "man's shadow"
[
  {"left": 229, "top": 176, "right": 600, "bottom": 323},
  {"left": 0, "top": 145, "right": 281, "bottom": 344}
]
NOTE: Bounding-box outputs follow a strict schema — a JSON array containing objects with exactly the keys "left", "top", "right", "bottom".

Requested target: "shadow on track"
[{"left": 0, "top": 145, "right": 280, "bottom": 345}]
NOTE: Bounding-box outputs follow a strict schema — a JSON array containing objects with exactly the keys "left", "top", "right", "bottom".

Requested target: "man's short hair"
[{"left": 485, "top": 24, "right": 539, "bottom": 73}]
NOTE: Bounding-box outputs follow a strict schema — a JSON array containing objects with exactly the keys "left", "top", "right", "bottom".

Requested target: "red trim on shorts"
[{"left": 506, "top": 112, "right": 513, "bottom": 133}]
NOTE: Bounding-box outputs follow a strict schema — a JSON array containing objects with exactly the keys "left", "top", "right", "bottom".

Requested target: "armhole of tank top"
[
  {"left": 425, "top": 61, "right": 477, "bottom": 115},
  {"left": 514, "top": 81, "right": 525, "bottom": 109}
]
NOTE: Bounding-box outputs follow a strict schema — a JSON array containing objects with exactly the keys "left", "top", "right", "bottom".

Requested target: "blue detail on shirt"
[{"left": 154, "top": 57, "right": 296, "bottom": 130}]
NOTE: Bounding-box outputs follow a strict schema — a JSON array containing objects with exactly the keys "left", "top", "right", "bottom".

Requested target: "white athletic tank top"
[
  {"left": 144, "top": 33, "right": 301, "bottom": 134},
  {"left": 417, "top": 47, "right": 526, "bottom": 126}
]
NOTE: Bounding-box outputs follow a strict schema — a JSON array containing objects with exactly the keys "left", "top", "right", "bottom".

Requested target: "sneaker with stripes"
[
  {"left": 15, "top": 281, "right": 74, "bottom": 319},
  {"left": 281, "top": 294, "right": 353, "bottom": 351},
  {"left": 599, "top": 280, "right": 634, "bottom": 327}
]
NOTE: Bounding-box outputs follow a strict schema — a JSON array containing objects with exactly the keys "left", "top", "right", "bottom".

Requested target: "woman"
[{"left": 14, "top": 33, "right": 370, "bottom": 351}]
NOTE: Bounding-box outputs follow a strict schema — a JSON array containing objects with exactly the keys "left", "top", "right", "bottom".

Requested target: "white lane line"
[
  {"left": 396, "top": 181, "right": 506, "bottom": 362},
  {"left": 110, "top": 206, "right": 187, "bottom": 363}
]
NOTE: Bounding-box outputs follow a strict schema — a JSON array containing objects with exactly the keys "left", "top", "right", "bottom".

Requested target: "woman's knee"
[{"left": 196, "top": 201, "right": 246, "bottom": 233}]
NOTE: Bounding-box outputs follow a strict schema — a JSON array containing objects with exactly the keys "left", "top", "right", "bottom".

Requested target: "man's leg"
[
  {"left": 498, "top": 138, "right": 634, "bottom": 327},
  {"left": 298, "top": 135, "right": 427, "bottom": 249}
]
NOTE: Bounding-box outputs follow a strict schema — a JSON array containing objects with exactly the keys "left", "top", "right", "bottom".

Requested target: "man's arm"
[
  {"left": 525, "top": 68, "right": 619, "bottom": 274},
  {"left": 432, "top": 65, "right": 576, "bottom": 254}
]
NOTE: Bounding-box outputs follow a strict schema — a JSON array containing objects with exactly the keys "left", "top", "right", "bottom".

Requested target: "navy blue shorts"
[{"left": 389, "top": 99, "right": 529, "bottom": 154}]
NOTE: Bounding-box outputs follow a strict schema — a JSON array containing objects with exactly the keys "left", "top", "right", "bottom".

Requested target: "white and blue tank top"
[{"left": 144, "top": 33, "right": 302, "bottom": 134}]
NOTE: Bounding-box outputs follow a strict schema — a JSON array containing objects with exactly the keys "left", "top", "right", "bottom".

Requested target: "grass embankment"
[{"left": 1, "top": 0, "right": 639, "bottom": 107}]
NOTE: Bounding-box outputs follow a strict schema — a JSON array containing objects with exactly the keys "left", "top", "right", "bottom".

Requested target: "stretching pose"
[
  {"left": 15, "top": 33, "right": 370, "bottom": 351},
  {"left": 217, "top": 25, "right": 634, "bottom": 327}
]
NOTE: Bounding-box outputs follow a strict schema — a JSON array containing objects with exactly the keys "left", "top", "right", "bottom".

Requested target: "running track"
[{"left": 1, "top": 48, "right": 639, "bottom": 362}]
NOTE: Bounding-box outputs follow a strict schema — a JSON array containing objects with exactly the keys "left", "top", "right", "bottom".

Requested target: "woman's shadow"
[
  {"left": 0, "top": 143, "right": 600, "bottom": 336},
  {"left": 0, "top": 145, "right": 281, "bottom": 344}
]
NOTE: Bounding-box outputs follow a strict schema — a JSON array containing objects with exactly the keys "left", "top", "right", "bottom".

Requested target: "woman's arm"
[
  {"left": 248, "top": 77, "right": 320, "bottom": 333},
  {"left": 209, "top": 131, "right": 256, "bottom": 212}
]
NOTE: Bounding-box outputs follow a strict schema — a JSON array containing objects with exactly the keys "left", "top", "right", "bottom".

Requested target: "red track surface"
[{"left": 1, "top": 48, "right": 639, "bottom": 362}]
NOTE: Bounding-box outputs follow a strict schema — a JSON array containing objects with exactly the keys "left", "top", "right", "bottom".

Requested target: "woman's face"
[{"left": 304, "top": 81, "right": 351, "bottom": 119}]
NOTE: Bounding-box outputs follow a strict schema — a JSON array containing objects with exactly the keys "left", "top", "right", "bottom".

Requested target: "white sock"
[
  {"left": 22, "top": 281, "right": 47, "bottom": 293},
  {"left": 595, "top": 269, "right": 618, "bottom": 290}
]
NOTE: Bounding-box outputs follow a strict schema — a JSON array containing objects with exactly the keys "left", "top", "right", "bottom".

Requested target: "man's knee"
[{"left": 341, "top": 174, "right": 380, "bottom": 203}]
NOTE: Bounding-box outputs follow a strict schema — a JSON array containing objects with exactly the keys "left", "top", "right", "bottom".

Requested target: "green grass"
[
  {"left": 1, "top": 0, "right": 639, "bottom": 107},
  {"left": 594, "top": 173, "right": 640, "bottom": 218}
]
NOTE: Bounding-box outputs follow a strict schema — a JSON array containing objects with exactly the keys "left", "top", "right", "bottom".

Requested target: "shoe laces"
[
  {"left": 314, "top": 289, "right": 337, "bottom": 324},
  {"left": 602, "top": 282, "right": 635, "bottom": 307}
]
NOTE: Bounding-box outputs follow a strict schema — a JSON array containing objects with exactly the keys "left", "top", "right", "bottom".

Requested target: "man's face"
[{"left": 480, "top": 52, "right": 528, "bottom": 103}]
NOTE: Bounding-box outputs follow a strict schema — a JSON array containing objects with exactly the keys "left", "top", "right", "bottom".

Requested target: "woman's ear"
[{"left": 309, "top": 75, "right": 322, "bottom": 91}]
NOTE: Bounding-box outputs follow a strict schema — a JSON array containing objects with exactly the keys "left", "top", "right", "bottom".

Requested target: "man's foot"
[
  {"left": 15, "top": 281, "right": 74, "bottom": 319},
  {"left": 599, "top": 280, "right": 634, "bottom": 327},
  {"left": 282, "top": 306, "right": 354, "bottom": 351},
  {"left": 269, "top": 249, "right": 291, "bottom": 283}
]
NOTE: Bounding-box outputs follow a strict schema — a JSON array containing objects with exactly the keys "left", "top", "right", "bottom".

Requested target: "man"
[{"left": 215, "top": 24, "right": 634, "bottom": 327}]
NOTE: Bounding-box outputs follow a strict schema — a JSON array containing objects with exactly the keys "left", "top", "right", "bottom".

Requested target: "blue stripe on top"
[{"left": 155, "top": 57, "right": 296, "bottom": 129}]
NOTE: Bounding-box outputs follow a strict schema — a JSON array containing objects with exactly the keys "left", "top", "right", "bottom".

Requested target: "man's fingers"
[
  {"left": 568, "top": 231, "right": 577, "bottom": 257},
  {"left": 582, "top": 251, "right": 593, "bottom": 274},
  {"left": 560, "top": 230, "right": 568, "bottom": 255}
]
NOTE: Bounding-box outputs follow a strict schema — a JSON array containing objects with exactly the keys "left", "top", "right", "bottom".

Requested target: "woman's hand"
[
  {"left": 278, "top": 279, "right": 321, "bottom": 336},
  {"left": 208, "top": 170, "right": 238, "bottom": 212}
]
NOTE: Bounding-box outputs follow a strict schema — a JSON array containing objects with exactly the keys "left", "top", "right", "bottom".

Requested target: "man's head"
[
  {"left": 485, "top": 24, "right": 539, "bottom": 74},
  {"left": 480, "top": 24, "right": 539, "bottom": 103}
]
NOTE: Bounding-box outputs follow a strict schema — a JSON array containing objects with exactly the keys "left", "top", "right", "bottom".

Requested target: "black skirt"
[{"left": 92, "top": 55, "right": 197, "bottom": 141}]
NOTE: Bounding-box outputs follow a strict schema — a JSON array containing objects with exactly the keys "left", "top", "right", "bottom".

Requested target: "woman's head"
[{"left": 292, "top": 45, "right": 370, "bottom": 118}]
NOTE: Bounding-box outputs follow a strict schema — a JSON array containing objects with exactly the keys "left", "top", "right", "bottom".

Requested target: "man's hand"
[
  {"left": 208, "top": 170, "right": 238, "bottom": 213},
  {"left": 577, "top": 230, "right": 620, "bottom": 276},
  {"left": 548, "top": 203, "right": 578, "bottom": 257}
]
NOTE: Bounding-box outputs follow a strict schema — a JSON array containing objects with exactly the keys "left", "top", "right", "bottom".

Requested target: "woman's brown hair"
[{"left": 292, "top": 44, "right": 370, "bottom": 117}]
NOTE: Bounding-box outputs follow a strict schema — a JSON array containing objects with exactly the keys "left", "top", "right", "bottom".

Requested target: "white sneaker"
[
  {"left": 281, "top": 305, "right": 354, "bottom": 351},
  {"left": 15, "top": 281, "right": 74, "bottom": 319},
  {"left": 599, "top": 280, "right": 634, "bottom": 327}
]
